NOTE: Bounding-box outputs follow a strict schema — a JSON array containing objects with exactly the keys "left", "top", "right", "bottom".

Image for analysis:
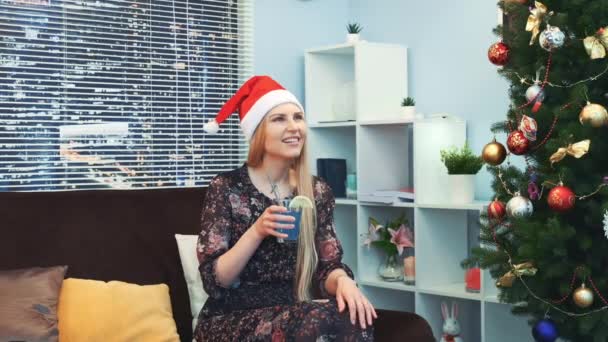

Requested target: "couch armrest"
[{"left": 374, "top": 310, "right": 434, "bottom": 342}]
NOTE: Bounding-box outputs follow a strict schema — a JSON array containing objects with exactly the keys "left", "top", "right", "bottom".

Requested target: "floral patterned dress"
[{"left": 195, "top": 164, "right": 373, "bottom": 341}]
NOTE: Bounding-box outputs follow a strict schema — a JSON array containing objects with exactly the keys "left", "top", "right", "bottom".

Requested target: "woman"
[{"left": 196, "top": 76, "right": 376, "bottom": 341}]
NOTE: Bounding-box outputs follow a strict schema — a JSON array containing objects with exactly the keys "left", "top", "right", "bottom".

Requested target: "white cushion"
[{"left": 175, "top": 234, "right": 208, "bottom": 333}]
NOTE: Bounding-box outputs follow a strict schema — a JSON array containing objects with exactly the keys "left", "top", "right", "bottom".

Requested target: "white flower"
[{"left": 362, "top": 223, "right": 382, "bottom": 248}]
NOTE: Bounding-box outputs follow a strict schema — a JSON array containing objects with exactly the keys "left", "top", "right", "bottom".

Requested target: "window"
[{"left": 0, "top": 0, "right": 252, "bottom": 191}]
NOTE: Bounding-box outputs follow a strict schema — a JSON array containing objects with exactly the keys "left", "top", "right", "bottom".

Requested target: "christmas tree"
[{"left": 464, "top": 1, "right": 608, "bottom": 341}]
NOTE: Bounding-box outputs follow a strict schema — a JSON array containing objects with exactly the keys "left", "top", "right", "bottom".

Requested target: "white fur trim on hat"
[
  {"left": 202, "top": 119, "right": 220, "bottom": 134},
  {"left": 240, "top": 89, "right": 303, "bottom": 140}
]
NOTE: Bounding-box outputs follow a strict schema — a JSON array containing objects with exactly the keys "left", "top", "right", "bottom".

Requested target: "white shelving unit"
[{"left": 304, "top": 41, "right": 531, "bottom": 342}]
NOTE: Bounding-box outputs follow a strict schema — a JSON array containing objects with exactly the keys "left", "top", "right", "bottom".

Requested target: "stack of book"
[{"left": 358, "top": 188, "right": 415, "bottom": 205}]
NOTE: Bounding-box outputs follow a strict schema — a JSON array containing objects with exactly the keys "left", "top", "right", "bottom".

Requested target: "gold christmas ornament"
[
  {"left": 496, "top": 262, "right": 538, "bottom": 287},
  {"left": 573, "top": 283, "right": 594, "bottom": 308},
  {"left": 579, "top": 102, "right": 608, "bottom": 127},
  {"left": 526, "top": 1, "right": 549, "bottom": 45},
  {"left": 549, "top": 139, "right": 590, "bottom": 165},
  {"left": 482, "top": 138, "right": 508, "bottom": 166}
]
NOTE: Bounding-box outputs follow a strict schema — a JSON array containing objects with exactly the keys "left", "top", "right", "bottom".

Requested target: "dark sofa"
[{"left": 0, "top": 188, "right": 434, "bottom": 341}]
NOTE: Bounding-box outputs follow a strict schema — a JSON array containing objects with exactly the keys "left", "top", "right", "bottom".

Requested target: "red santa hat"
[{"left": 203, "top": 75, "right": 304, "bottom": 141}]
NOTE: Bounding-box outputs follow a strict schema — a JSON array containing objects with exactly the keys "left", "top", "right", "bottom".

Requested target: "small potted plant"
[
  {"left": 346, "top": 22, "right": 362, "bottom": 44},
  {"left": 440, "top": 143, "right": 484, "bottom": 204},
  {"left": 362, "top": 214, "right": 414, "bottom": 282},
  {"left": 401, "top": 97, "right": 416, "bottom": 119}
]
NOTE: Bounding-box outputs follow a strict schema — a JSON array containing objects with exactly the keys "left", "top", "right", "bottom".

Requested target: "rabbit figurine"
[{"left": 440, "top": 301, "right": 463, "bottom": 342}]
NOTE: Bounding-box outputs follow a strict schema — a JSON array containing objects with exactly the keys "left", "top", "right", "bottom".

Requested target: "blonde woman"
[{"left": 195, "top": 76, "right": 376, "bottom": 341}]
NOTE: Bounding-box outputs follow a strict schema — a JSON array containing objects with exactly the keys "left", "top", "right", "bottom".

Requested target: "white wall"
[
  {"left": 254, "top": 0, "right": 511, "bottom": 199},
  {"left": 254, "top": 0, "right": 350, "bottom": 103},
  {"left": 348, "top": 0, "right": 510, "bottom": 200}
]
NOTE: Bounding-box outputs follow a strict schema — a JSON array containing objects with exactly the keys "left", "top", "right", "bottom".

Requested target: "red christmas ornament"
[
  {"left": 488, "top": 199, "right": 507, "bottom": 219},
  {"left": 488, "top": 41, "right": 510, "bottom": 66},
  {"left": 507, "top": 130, "right": 530, "bottom": 155},
  {"left": 547, "top": 185, "right": 576, "bottom": 212}
]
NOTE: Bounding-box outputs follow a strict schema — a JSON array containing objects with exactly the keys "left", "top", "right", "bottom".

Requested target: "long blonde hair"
[{"left": 247, "top": 116, "right": 318, "bottom": 301}]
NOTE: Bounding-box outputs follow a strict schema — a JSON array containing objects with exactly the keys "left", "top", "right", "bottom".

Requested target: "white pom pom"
[{"left": 203, "top": 119, "right": 219, "bottom": 134}]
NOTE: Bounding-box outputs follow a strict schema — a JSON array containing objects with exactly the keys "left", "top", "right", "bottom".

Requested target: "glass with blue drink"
[{"left": 276, "top": 198, "right": 301, "bottom": 243}]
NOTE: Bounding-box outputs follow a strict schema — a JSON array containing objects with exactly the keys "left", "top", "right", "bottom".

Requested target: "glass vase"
[{"left": 378, "top": 254, "right": 403, "bottom": 282}]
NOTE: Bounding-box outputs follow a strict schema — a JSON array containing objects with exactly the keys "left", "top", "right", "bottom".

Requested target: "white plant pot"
[
  {"left": 401, "top": 106, "right": 416, "bottom": 119},
  {"left": 448, "top": 174, "right": 475, "bottom": 204},
  {"left": 346, "top": 33, "right": 360, "bottom": 44}
]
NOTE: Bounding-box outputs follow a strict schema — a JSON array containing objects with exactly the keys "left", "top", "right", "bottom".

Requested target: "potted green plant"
[
  {"left": 362, "top": 214, "right": 414, "bottom": 282},
  {"left": 346, "top": 22, "right": 362, "bottom": 44},
  {"left": 401, "top": 97, "right": 416, "bottom": 119},
  {"left": 440, "top": 143, "right": 484, "bottom": 204}
]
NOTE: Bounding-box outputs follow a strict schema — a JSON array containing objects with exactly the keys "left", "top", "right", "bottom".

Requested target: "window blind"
[{"left": 0, "top": 0, "right": 252, "bottom": 191}]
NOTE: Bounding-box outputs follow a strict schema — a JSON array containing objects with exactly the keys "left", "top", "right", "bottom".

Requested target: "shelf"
[
  {"left": 309, "top": 121, "right": 356, "bottom": 128},
  {"left": 305, "top": 42, "right": 356, "bottom": 55},
  {"left": 416, "top": 200, "right": 487, "bottom": 211},
  {"left": 359, "top": 277, "right": 416, "bottom": 292},
  {"left": 335, "top": 198, "right": 357, "bottom": 205},
  {"left": 417, "top": 282, "right": 482, "bottom": 301},
  {"left": 359, "top": 201, "right": 415, "bottom": 208},
  {"left": 310, "top": 119, "right": 414, "bottom": 127},
  {"left": 358, "top": 118, "right": 414, "bottom": 126},
  {"left": 484, "top": 295, "right": 501, "bottom": 304},
  {"left": 304, "top": 39, "right": 529, "bottom": 342}
]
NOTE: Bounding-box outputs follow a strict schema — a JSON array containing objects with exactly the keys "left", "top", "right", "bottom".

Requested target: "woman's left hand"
[{"left": 335, "top": 276, "right": 377, "bottom": 329}]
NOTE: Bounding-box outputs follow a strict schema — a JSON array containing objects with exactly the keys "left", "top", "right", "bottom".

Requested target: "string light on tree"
[{"left": 466, "top": 0, "right": 608, "bottom": 340}]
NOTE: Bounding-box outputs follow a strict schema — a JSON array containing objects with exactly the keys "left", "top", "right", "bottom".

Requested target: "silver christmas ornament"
[
  {"left": 506, "top": 193, "right": 534, "bottom": 218},
  {"left": 525, "top": 83, "right": 545, "bottom": 102},
  {"left": 539, "top": 25, "right": 565, "bottom": 51}
]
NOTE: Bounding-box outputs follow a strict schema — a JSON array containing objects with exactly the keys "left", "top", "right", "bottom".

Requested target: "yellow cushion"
[{"left": 58, "top": 278, "right": 180, "bottom": 342}]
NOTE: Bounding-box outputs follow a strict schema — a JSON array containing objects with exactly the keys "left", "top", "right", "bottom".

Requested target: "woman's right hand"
[{"left": 251, "top": 205, "right": 295, "bottom": 239}]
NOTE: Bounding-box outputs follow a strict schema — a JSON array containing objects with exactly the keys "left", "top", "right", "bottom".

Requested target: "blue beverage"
[{"left": 277, "top": 209, "right": 301, "bottom": 242}]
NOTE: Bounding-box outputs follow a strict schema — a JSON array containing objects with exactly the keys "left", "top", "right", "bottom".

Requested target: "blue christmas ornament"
[
  {"left": 530, "top": 172, "right": 538, "bottom": 183},
  {"left": 539, "top": 25, "right": 565, "bottom": 51},
  {"left": 532, "top": 319, "right": 558, "bottom": 342}
]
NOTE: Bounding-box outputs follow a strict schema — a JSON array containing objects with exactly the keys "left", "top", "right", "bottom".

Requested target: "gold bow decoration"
[
  {"left": 496, "top": 262, "right": 538, "bottom": 288},
  {"left": 526, "top": 1, "right": 548, "bottom": 45},
  {"left": 550, "top": 139, "right": 591, "bottom": 165},
  {"left": 584, "top": 27, "right": 608, "bottom": 59}
]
